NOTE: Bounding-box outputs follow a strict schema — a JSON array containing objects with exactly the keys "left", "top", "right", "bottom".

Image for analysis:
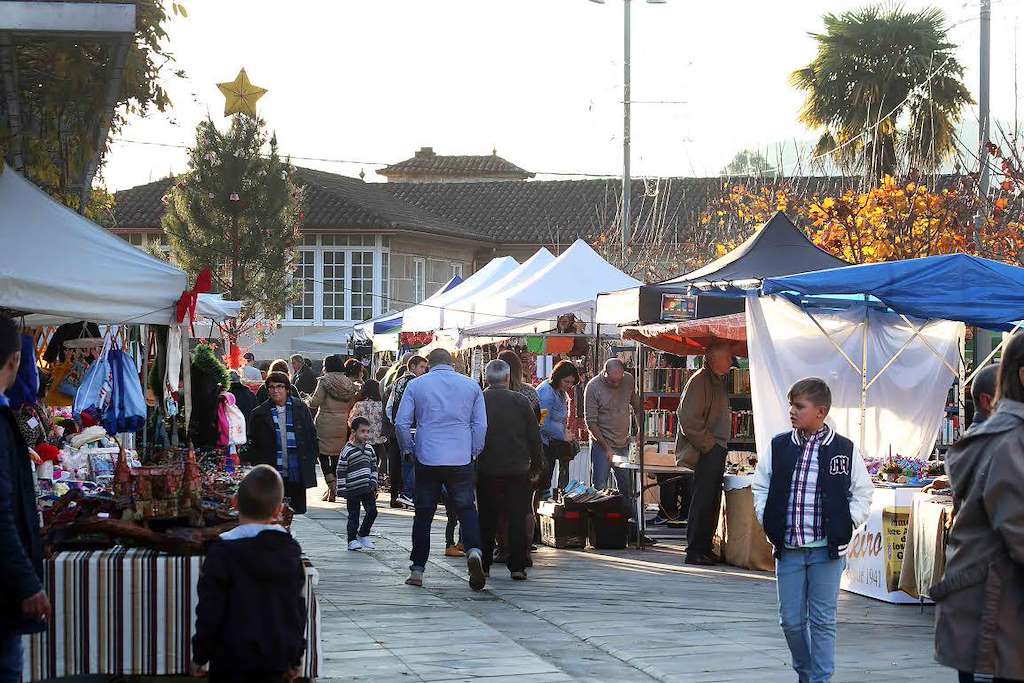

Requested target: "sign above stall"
[{"left": 661, "top": 294, "right": 698, "bottom": 322}]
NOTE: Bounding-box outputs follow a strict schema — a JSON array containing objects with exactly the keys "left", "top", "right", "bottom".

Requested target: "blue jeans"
[
  {"left": 401, "top": 455, "right": 416, "bottom": 499},
  {"left": 775, "top": 546, "right": 845, "bottom": 683},
  {"left": 410, "top": 463, "right": 481, "bottom": 571},
  {"left": 0, "top": 634, "right": 22, "bottom": 683},
  {"left": 591, "top": 442, "right": 635, "bottom": 524}
]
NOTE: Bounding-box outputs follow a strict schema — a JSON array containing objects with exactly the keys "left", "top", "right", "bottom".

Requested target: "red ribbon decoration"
[{"left": 176, "top": 268, "right": 213, "bottom": 324}]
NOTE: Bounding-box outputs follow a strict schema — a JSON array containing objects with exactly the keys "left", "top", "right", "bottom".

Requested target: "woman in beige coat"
[
  {"left": 933, "top": 334, "right": 1024, "bottom": 683},
  {"left": 308, "top": 354, "right": 358, "bottom": 502}
]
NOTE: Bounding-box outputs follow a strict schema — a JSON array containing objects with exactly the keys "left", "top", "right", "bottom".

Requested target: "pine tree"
[{"left": 162, "top": 115, "right": 305, "bottom": 351}]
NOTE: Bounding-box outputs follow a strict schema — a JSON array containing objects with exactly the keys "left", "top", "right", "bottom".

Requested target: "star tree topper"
[{"left": 216, "top": 68, "right": 267, "bottom": 117}]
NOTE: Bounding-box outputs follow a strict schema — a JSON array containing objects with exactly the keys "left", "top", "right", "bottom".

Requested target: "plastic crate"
[
  {"left": 538, "top": 500, "right": 586, "bottom": 549},
  {"left": 586, "top": 497, "right": 629, "bottom": 549}
]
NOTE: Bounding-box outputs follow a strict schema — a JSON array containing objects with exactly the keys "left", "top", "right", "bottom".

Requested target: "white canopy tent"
[
  {"left": 290, "top": 326, "right": 356, "bottom": 357},
  {"left": 0, "top": 164, "right": 187, "bottom": 324},
  {"left": 399, "top": 256, "right": 519, "bottom": 332},
  {"left": 435, "top": 248, "right": 555, "bottom": 331},
  {"left": 444, "top": 240, "right": 641, "bottom": 345}
]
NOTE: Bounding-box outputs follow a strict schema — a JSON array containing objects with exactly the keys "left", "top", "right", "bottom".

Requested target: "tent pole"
[
  {"left": 863, "top": 322, "right": 928, "bottom": 391},
  {"left": 860, "top": 299, "right": 868, "bottom": 451},
  {"left": 141, "top": 324, "right": 149, "bottom": 455},
  {"left": 799, "top": 307, "right": 859, "bottom": 374},
  {"left": 637, "top": 336, "right": 646, "bottom": 551},
  {"left": 897, "top": 315, "right": 958, "bottom": 376}
]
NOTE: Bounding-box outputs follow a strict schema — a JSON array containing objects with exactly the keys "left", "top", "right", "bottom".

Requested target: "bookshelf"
[{"left": 639, "top": 350, "right": 757, "bottom": 450}]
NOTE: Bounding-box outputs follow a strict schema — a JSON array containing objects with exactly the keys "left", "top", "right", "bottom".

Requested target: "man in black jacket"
[
  {"left": 246, "top": 373, "right": 318, "bottom": 515},
  {"left": 476, "top": 359, "right": 543, "bottom": 580},
  {"left": 290, "top": 355, "right": 316, "bottom": 396},
  {"left": 192, "top": 465, "right": 306, "bottom": 682},
  {"left": 0, "top": 315, "right": 49, "bottom": 681}
]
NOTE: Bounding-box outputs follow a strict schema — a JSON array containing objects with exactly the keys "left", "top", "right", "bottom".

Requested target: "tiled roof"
[
  {"left": 378, "top": 148, "right": 533, "bottom": 179},
  {"left": 110, "top": 167, "right": 865, "bottom": 247},
  {"left": 111, "top": 176, "right": 175, "bottom": 228},
  {"left": 384, "top": 177, "right": 723, "bottom": 244},
  {"left": 110, "top": 168, "right": 491, "bottom": 242},
  {"left": 292, "top": 167, "right": 490, "bottom": 240}
]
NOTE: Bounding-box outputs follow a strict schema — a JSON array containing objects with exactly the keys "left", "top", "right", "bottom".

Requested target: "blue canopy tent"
[
  {"left": 762, "top": 254, "right": 1024, "bottom": 332},
  {"left": 761, "top": 253, "right": 1024, "bottom": 445}
]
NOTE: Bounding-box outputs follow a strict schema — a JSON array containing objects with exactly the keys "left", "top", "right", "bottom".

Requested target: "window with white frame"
[
  {"left": 413, "top": 257, "right": 426, "bottom": 303},
  {"left": 118, "top": 231, "right": 169, "bottom": 254},
  {"left": 450, "top": 262, "right": 464, "bottom": 278},
  {"left": 285, "top": 234, "right": 390, "bottom": 324}
]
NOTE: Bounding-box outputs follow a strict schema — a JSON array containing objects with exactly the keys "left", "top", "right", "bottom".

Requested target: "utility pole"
[
  {"left": 975, "top": 0, "right": 991, "bottom": 246},
  {"left": 622, "top": 0, "right": 631, "bottom": 265}
]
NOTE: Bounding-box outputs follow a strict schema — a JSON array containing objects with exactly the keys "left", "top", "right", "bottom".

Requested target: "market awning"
[
  {"left": 596, "top": 212, "right": 846, "bottom": 326},
  {"left": 621, "top": 313, "right": 747, "bottom": 357},
  {"left": 0, "top": 164, "right": 187, "bottom": 324},
  {"left": 761, "top": 253, "right": 1024, "bottom": 331}
]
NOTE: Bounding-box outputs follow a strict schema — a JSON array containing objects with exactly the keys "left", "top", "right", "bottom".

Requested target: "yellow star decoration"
[{"left": 216, "top": 68, "right": 267, "bottom": 117}]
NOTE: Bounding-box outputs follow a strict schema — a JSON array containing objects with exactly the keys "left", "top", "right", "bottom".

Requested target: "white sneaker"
[
  {"left": 358, "top": 536, "right": 375, "bottom": 550},
  {"left": 397, "top": 494, "right": 414, "bottom": 508},
  {"left": 347, "top": 540, "right": 362, "bottom": 551}
]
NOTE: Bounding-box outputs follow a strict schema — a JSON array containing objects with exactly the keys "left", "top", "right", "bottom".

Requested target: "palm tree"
[{"left": 791, "top": 5, "right": 973, "bottom": 179}]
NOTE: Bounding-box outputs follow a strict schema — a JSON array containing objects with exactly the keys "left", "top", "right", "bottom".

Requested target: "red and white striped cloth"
[{"left": 22, "top": 547, "right": 321, "bottom": 681}]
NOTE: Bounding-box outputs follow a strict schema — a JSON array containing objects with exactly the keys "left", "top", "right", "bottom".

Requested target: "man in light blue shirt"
[{"left": 395, "top": 348, "right": 488, "bottom": 591}]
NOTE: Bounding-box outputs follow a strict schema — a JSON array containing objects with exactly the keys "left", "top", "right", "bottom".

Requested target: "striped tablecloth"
[{"left": 22, "top": 547, "right": 322, "bottom": 681}]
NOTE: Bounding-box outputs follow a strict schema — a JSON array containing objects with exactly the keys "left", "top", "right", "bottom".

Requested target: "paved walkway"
[{"left": 296, "top": 492, "right": 945, "bottom": 683}]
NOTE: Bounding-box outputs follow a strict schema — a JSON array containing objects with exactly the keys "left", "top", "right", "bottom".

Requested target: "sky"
[{"left": 101, "top": 0, "right": 1022, "bottom": 191}]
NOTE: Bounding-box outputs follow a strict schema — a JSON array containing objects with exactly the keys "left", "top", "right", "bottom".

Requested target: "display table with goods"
[
  {"left": 21, "top": 548, "right": 321, "bottom": 681},
  {"left": 897, "top": 488, "right": 954, "bottom": 601},
  {"left": 839, "top": 456, "right": 946, "bottom": 604}
]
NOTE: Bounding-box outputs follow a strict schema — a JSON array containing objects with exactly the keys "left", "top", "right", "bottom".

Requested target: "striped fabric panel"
[{"left": 23, "top": 548, "right": 321, "bottom": 681}]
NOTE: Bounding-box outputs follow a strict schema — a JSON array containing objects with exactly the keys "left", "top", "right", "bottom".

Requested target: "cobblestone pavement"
[{"left": 296, "top": 491, "right": 945, "bottom": 683}]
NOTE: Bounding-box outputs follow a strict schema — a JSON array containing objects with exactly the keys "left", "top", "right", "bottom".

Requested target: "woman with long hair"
[
  {"left": 933, "top": 334, "right": 1024, "bottom": 682},
  {"left": 348, "top": 379, "right": 387, "bottom": 447},
  {"left": 307, "top": 354, "right": 358, "bottom": 503},
  {"left": 538, "top": 360, "right": 582, "bottom": 491}
]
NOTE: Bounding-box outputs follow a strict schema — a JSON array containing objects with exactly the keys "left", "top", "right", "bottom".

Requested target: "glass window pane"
[
  {"left": 321, "top": 250, "right": 346, "bottom": 320},
  {"left": 289, "top": 249, "right": 316, "bottom": 320}
]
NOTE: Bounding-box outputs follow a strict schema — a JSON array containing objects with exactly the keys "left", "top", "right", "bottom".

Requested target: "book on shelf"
[
  {"left": 731, "top": 410, "right": 754, "bottom": 440},
  {"left": 642, "top": 367, "right": 690, "bottom": 393},
  {"left": 644, "top": 408, "right": 677, "bottom": 440},
  {"left": 731, "top": 368, "right": 751, "bottom": 395}
]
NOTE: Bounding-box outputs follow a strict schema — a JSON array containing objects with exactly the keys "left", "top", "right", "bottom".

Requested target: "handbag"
[
  {"left": 101, "top": 349, "right": 147, "bottom": 435},
  {"left": 218, "top": 392, "right": 247, "bottom": 446},
  {"left": 73, "top": 335, "right": 114, "bottom": 421},
  {"left": 45, "top": 361, "right": 73, "bottom": 407},
  {"left": 58, "top": 354, "right": 91, "bottom": 397}
]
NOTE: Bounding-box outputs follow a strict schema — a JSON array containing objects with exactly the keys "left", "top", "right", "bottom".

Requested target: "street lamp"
[{"left": 589, "top": 0, "right": 666, "bottom": 264}]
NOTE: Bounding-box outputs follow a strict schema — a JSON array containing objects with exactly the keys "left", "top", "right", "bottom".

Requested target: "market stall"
[
  {"left": 761, "top": 253, "right": 1024, "bottom": 602},
  {"left": 4, "top": 165, "right": 321, "bottom": 679},
  {"left": 22, "top": 548, "right": 321, "bottom": 681}
]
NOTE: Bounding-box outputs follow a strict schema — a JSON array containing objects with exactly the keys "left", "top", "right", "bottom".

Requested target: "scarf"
[{"left": 272, "top": 397, "right": 301, "bottom": 481}]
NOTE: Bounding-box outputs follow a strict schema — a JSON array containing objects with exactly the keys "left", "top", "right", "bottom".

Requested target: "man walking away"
[
  {"left": 676, "top": 343, "right": 733, "bottom": 566},
  {"left": 0, "top": 315, "right": 50, "bottom": 682},
  {"left": 395, "top": 349, "right": 488, "bottom": 590},
  {"left": 583, "top": 358, "right": 647, "bottom": 541},
  {"left": 477, "top": 360, "right": 543, "bottom": 581}
]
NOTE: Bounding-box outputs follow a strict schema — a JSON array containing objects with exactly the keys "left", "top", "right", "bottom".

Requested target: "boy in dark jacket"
[
  {"left": 751, "top": 378, "right": 873, "bottom": 683},
  {"left": 0, "top": 315, "right": 49, "bottom": 681},
  {"left": 192, "top": 465, "right": 306, "bottom": 683}
]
